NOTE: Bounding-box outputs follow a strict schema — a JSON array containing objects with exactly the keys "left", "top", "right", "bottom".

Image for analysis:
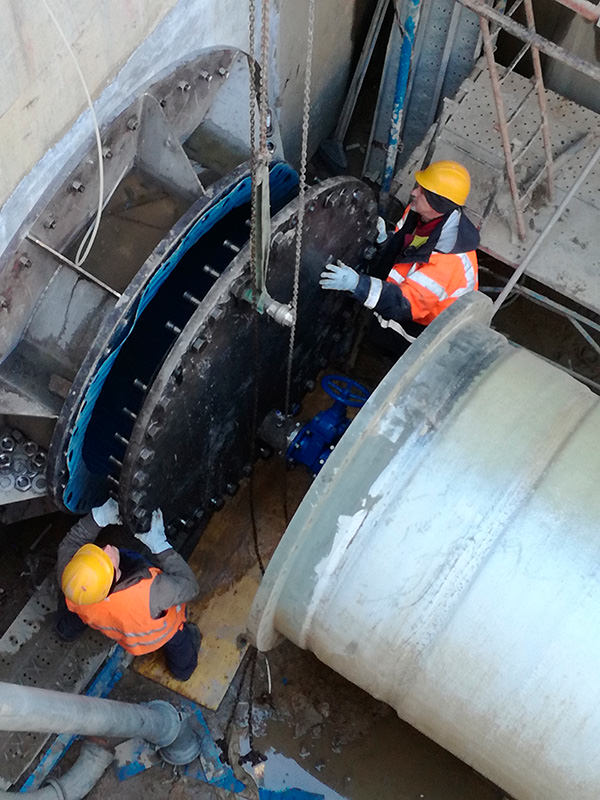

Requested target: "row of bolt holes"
[
  {"left": 130, "top": 190, "right": 353, "bottom": 519},
  {"left": 90, "top": 185, "right": 360, "bottom": 520},
  {"left": 61, "top": 66, "right": 231, "bottom": 197}
]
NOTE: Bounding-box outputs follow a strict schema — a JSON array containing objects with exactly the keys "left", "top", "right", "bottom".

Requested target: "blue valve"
[{"left": 286, "top": 374, "right": 370, "bottom": 476}]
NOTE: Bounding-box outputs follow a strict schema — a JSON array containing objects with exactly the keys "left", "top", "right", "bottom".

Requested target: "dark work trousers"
[
  {"left": 55, "top": 594, "right": 88, "bottom": 641},
  {"left": 56, "top": 598, "right": 199, "bottom": 680},
  {"left": 162, "top": 623, "right": 199, "bottom": 681}
]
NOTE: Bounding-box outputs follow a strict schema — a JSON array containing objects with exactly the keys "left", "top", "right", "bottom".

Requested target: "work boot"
[
  {"left": 163, "top": 621, "right": 202, "bottom": 681},
  {"left": 55, "top": 599, "right": 88, "bottom": 642},
  {"left": 185, "top": 621, "right": 202, "bottom": 654}
]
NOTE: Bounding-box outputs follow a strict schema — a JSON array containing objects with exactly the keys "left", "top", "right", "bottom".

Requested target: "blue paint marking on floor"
[
  {"left": 258, "top": 790, "right": 325, "bottom": 800},
  {"left": 20, "top": 645, "right": 128, "bottom": 792},
  {"left": 178, "top": 698, "right": 245, "bottom": 792},
  {"left": 113, "top": 738, "right": 160, "bottom": 782}
]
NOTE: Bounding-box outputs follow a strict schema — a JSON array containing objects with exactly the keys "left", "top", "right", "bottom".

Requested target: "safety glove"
[
  {"left": 376, "top": 215, "right": 388, "bottom": 244},
  {"left": 134, "top": 508, "right": 171, "bottom": 554},
  {"left": 319, "top": 260, "right": 359, "bottom": 292},
  {"left": 91, "top": 497, "right": 122, "bottom": 527}
]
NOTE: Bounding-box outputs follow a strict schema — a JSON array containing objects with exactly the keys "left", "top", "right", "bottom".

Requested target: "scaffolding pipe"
[
  {"left": 553, "top": 0, "right": 600, "bottom": 23},
  {"left": 458, "top": 0, "right": 600, "bottom": 81},
  {"left": 0, "top": 741, "right": 113, "bottom": 800},
  {"left": 523, "top": 0, "right": 554, "bottom": 200},
  {"left": 0, "top": 681, "right": 181, "bottom": 748},
  {"left": 492, "top": 139, "right": 600, "bottom": 312},
  {"left": 479, "top": 15, "right": 527, "bottom": 239}
]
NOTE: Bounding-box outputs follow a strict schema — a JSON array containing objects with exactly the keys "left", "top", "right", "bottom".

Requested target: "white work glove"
[
  {"left": 91, "top": 497, "right": 122, "bottom": 527},
  {"left": 376, "top": 215, "right": 388, "bottom": 244},
  {"left": 319, "top": 260, "right": 359, "bottom": 292},
  {"left": 134, "top": 509, "right": 171, "bottom": 554}
]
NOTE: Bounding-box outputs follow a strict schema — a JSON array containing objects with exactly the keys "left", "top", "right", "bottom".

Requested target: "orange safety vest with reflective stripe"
[
  {"left": 66, "top": 567, "right": 186, "bottom": 655},
  {"left": 388, "top": 209, "right": 478, "bottom": 325}
]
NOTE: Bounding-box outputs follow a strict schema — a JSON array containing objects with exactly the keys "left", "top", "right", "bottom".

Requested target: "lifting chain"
[
  {"left": 284, "top": 0, "right": 316, "bottom": 417},
  {"left": 248, "top": 0, "right": 273, "bottom": 308}
]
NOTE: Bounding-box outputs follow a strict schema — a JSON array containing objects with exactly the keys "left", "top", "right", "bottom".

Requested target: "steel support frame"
[
  {"left": 458, "top": 0, "right": 600, "bottom": 244},
  {"left": 482, "top": 272, "right": 600, "bottom": 394},
  {"left": 457, "top": 0, "right": 600, "bottom": 81}
]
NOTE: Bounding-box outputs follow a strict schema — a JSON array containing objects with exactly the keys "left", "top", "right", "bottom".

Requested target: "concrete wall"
[
  {"left": 0, "top": 0, "right": 178, "bottom": 207},
  {"left": 0, "top": 0, "right": 370, "bottom": 256}
]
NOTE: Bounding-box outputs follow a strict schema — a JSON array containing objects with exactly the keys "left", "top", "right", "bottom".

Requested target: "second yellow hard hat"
[{"left": 61, "top": 543, "right": 114, "bottom": 605}]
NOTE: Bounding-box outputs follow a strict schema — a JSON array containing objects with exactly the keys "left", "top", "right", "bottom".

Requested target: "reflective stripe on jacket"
[
  {"left": 386, "top": 248, "right": 478, "bottom": 325},
  {"left": 66, "top": 566, "right": 186, "bottom": 655}
]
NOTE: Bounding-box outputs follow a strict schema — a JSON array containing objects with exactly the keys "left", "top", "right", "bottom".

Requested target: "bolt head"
[
  {"left": 139, "top": 447, "right": 155, "bottom": 464},
  {"left": 132, "top": 470, "right": 148, "bottom": 487},
  {"left": 147, "top": 420, "right": 162, "bottom": 439}
]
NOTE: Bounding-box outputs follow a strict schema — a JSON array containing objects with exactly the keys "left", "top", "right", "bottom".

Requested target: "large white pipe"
[{"left": 249, "top": 292, "right": 600, "bottom": 800}]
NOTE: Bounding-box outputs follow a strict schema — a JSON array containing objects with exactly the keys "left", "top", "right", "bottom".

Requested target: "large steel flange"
[
  {"left": 48, "top": 162, "right": 298, "bottom": 514},
  {"left": 118, "top": 176, "right": 377, "bottom": 535}
]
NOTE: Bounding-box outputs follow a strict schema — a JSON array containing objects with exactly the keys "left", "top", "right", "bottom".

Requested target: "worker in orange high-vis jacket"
[
  {"left": 56, "top": 498, "right": 201, "bottom": 681},
  {"left": 320, "top": 160, "right": 479, "bottom": 339}
]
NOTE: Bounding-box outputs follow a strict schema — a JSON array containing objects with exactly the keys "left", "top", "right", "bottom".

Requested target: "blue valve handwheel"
[{"left": 321, "top": 374, "right": 370, "bottom": 407}]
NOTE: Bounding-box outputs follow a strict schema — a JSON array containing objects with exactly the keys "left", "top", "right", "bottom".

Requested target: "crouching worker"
[{"left": 56, "top": 498, "right": 201, "bottom": 681}]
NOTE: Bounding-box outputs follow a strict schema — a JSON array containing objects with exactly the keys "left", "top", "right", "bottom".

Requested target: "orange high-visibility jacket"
[
  {"left": 66, "top": 567, "right": 186, "bottom": 655},
  {"left": 353, "top": 208, "right": 479, "bottom": 329},
  {"left": 386, "top": 246, "right": 478, "bottom": 325}
]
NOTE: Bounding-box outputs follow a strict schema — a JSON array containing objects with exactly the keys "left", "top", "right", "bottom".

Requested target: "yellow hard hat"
[
  {"left": 415, "top": 160, "right": 471, "bottom": 206},
  {"left": 61, "top": 543, "right": 114, "bottom": 605}
]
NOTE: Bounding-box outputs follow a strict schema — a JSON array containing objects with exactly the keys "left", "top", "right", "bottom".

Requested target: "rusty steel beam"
[
  {"left": 457, "top": 0, "right": 600, "bottom": 81},
  {"left": 524, "top": 0, "right": 554, "bottom": 201},
  {"left": 479, "top": 16, "right": 527, "bottom": 239}
]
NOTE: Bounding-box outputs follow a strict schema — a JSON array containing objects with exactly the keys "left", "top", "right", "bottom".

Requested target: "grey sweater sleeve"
[
  {"left": 148, "top": 548, "right": 200, "bottom": 618},
  {"left": 56, "top": 514, "right": 103, "bottom": 583}
]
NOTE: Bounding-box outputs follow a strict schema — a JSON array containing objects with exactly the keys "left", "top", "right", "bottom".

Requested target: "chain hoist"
[
  {"left": 247, "top": 0, "right": 294, "bottom": 327},
  {"left": 284, "top": 0, "right": 316, "bottom": 416}
]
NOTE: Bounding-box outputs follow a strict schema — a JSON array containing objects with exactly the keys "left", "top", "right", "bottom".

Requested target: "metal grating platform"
[
  {"left": 393, "top": 60, "right": 600, "bottom": 314},
  {"left": 0, "top": 576, "right": 110, "bottom": 789}
]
